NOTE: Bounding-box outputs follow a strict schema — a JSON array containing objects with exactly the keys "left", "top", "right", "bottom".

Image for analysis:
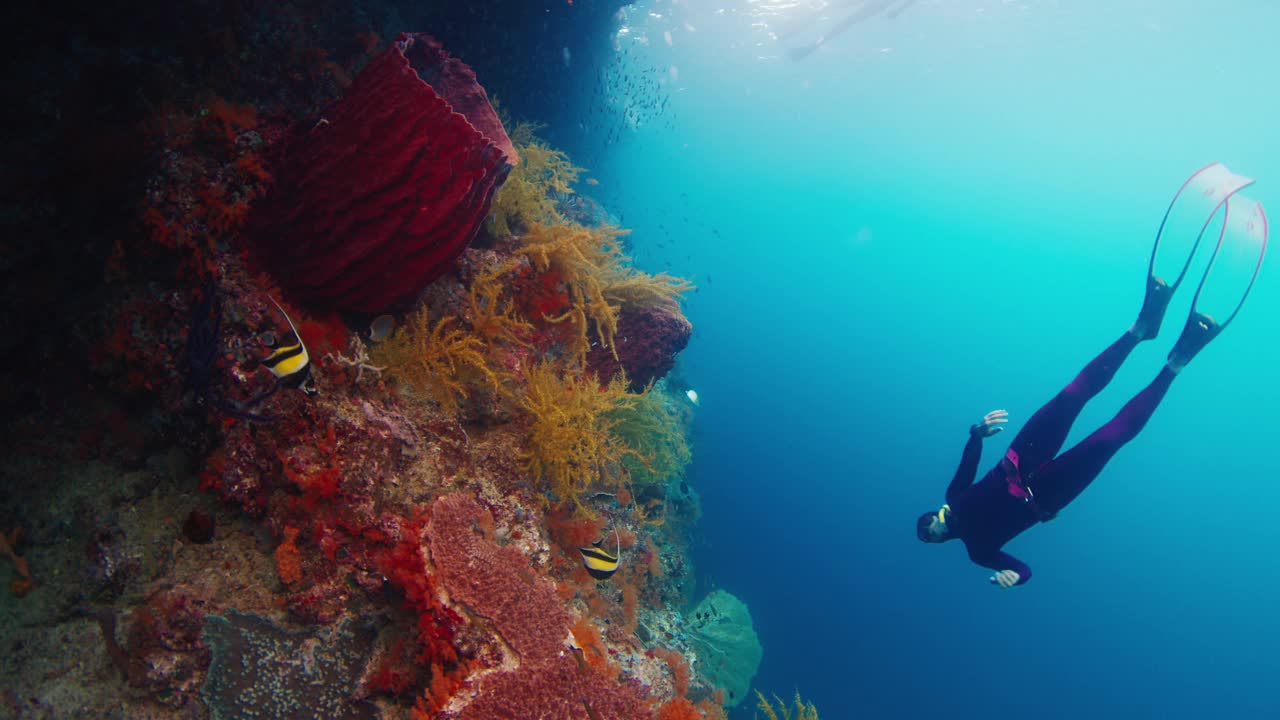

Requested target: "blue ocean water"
[{"left": 579, "top": 1, "right": 1280, "bottom": 717}]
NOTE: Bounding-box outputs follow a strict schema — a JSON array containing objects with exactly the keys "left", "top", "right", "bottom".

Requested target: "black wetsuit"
[{"left": 945, "top": 332, "right": 1176, "bottom": 584}]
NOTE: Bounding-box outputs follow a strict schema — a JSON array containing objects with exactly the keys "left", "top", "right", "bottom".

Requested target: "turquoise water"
[{"left": 591, "top": 1, "right": 1280, "bottom": 717}]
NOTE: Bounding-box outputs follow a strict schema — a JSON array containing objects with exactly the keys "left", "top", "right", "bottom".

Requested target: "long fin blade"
[
  {"left": 267, "top": 295, "right": 307, "bottom": 354},
  {"left": 1193, "top": 194, "right": 1268, "bottom": 329},
  {"left": 1152, "top": 162, "right": 1255, "bottom": 289}
]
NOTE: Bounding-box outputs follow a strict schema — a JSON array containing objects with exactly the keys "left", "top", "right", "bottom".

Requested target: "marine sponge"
[
  {"left": 427, "top": 493, "right": 569, "bottom": 660},
  {"left": 248, "top": 33, "right": 515, "bottom": 314},
  {"left": 587, "top": 303, "right": 693, "bottom": 390}
]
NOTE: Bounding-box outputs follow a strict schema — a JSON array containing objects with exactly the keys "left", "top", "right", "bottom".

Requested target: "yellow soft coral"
[
  {"left": 519, "top": 222, "right": 693, "bottom": 363},
  {"left": 521, "top": 361, "right": 645, "bottom": 510},
  {"left": 610, "top": 387, "right": 691, "bottom": 501},
  {"left": 371, "top": 306, "right": 502, "bottom": 415},
  {"left": 487, "top": 122, "right": 583, "bottom": 237},
  {"left": 465, "top": 263, "right": 534, "bottom": 349},
  {"left": 755, "top": 691, "right": 820, "bottom": 720}
]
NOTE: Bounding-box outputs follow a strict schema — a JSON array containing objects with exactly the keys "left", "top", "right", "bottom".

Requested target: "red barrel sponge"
[{"left": 249, "top": 33, "right": 516, "bottom": 314}]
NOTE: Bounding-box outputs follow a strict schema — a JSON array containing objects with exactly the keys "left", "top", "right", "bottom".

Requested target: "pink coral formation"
[
  {"left": 447, "top": 654, "right": 653, "bottom": 720},
  {"left": 248, "top": 33, "right": 516, "bottom": 314},
  {"left": 429, "top": 493, "right": 655, "bottom": 718},
  {"left": 428, "top": 493, "right": 569, "bottom": 660}
]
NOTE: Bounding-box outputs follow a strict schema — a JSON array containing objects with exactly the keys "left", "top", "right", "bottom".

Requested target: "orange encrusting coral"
[
  {"left": 207, "top": 97, "right": 259, "bottom": 146},
  {"left": 274, "top": 526, "right": 303, "bottom": 586},
  {"left": 657, "top": 697, "right": 704, "bottom": 720},
  {"left": 547, "top": 506, "right": 607, "bottom": 553},
  {"left": 377, "top": 513, "right": 468, "bottom": 714},
  {"left": 118, "top": 94, "right": 273, "bottom": 283},
  {"left": 571, "top": 616, "right": 612, "bottom": 675}
]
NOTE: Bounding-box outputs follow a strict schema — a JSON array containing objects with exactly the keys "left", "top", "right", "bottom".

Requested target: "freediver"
[
  {"left": 916, "top": 164, "right": 1269, "bottom": 588},
  {"left": 780, "top": 0, "right": 917, "bottom": 60}
]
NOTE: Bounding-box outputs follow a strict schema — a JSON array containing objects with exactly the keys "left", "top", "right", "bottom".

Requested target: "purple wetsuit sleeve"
[{"left": 945, "top": 427, "right": 983, "bottom": 505}]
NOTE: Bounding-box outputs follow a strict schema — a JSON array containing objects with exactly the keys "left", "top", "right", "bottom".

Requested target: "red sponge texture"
[{"left": 250, "top": 33, "right": 515, "bottom": 314}]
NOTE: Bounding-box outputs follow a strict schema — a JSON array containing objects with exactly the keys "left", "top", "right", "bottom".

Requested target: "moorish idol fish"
[
  {"left": 261, "top": 296, "right": 317, "bottom": 396},
  {"left": 579, "top": 527, "right": 621, "bottom": 580}
]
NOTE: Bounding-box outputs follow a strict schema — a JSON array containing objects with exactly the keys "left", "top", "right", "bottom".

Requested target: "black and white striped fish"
[
  {"left": 260, "top": 296, "right": 317, "bottom": 397},
  {"left": 579, "top": 528, "right": 621, "bottom": 580}
]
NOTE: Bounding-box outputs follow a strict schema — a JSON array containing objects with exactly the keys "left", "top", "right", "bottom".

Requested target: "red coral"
[
  {"left": 378, "top": 516, "right": 463, "bottom": 664},
  {"left": 656, "top": 697, "right": 703, "bottom": 720},
  {"left": 295, "top": 311, "right": 350, "bottom": 359},
  {"left": 365, "top": 639, "right": 417, "bottom": 696},
  {"left": 546, "top": 505, "right": 606, "bottom": 557},
  {"left": 248, "top": 33, "right": 515, "bottom": 314}
]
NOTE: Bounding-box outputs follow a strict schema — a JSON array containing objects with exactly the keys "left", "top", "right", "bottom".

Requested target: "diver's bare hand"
[
  {"left": 971, "top": 409, "right": 1008, "bottom": 438},
  {"left": 989, "top": 570, "right": 1021, "bottom": 588}
]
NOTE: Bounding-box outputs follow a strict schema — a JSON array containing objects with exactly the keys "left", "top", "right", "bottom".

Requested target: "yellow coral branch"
[
  {"left": 755, "top": 691, "right": 820, "bottom": 720},
  {"left": 520, "top": 361, "right": 646, "bottom": 511},
  {"left": 487, "top": 122, "right": 583, "bottom": 237},
  {"left": 610, "top": 387, "right": 691, "bottom": 506},
  {"left": 519, "top": 222, "right": 691, "bottom": 364},
  {"left": 371, "top": 306, "right": 503, "bottom": 415},
  {"left": 466, "top": 263, "right": 535, "bottom": 349}
]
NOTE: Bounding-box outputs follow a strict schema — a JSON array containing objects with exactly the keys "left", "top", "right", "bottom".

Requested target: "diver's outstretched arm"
[
  {"left": 945, "top": 431, "right": 982, "bottom": 506},
  {"left": 973, "top": 551, "right": 1032, "bottom": 587},
  {"left": 945, "top": 410, "right": 1005, "bottom": 503}
]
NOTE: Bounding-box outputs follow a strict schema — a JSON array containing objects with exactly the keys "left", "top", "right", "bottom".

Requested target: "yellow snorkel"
[{"left": 936, "top": 504, "right": 950, "bottom": 525}]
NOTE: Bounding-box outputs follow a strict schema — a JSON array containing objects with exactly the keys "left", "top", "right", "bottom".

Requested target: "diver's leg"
[
  {"left": 1032, "top": 368, "right": 1176, "bottom": 513},
  {"left": 1007, "top": 331, "right": 1141, "bottom": 469}
]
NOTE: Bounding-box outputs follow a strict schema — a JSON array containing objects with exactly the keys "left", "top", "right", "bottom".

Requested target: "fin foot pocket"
[
  {"left": 1132, "top": 275, "right": 1172, "bottom": 340},
  {"left": 1167, "top": 311, "right": 1221, "bottom": 371}
]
